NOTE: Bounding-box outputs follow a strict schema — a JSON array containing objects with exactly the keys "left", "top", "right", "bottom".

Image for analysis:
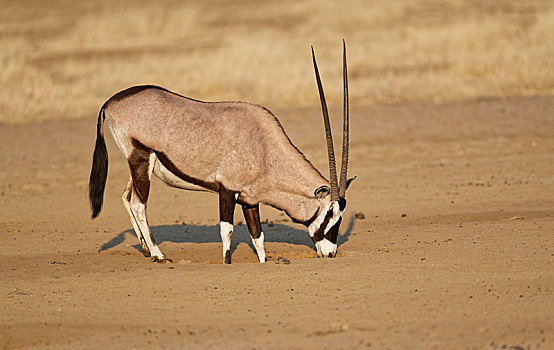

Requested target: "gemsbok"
[{"left": 89, "top": 41, "right": 354, "bottom": 264}]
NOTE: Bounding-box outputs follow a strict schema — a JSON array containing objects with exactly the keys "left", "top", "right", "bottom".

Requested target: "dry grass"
[{"left": 0, "top": 0, "right": 552, "bottom": 123}]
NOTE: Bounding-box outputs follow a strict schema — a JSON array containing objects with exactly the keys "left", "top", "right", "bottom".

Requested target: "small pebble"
[
  {"left": 354, "top": 212, "right": 365, "bottom": 220},
  {"left": 275, "top": 257, "right": 291, "bottom": 265},
  {"left": 401, "top": 213, "right": 407, "bottom": 217}
]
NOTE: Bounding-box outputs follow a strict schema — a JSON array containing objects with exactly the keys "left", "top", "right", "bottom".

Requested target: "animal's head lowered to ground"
[
  {"left": 305, "top": 40, "right": 355, "bottom": 258},
  {"left": 88, "top": 41, "right": 354, "bottom": 264}
]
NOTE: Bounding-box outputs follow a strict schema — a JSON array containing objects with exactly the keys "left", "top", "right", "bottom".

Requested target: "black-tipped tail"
[{"left": 89, "top": 109, "right": 108, "bottom": 219}]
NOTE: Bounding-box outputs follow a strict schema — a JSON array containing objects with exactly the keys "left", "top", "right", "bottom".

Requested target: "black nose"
[{"left": 328, "top": 253, "right": 334, "bottom": 258}]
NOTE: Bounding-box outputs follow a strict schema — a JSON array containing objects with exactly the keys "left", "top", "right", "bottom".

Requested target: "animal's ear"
[
  {"left": 345, "top": 176, "right": 356, "bottom": 191},
  {"left": 314, "top": 185, "right": 331, "bottom": 199}
]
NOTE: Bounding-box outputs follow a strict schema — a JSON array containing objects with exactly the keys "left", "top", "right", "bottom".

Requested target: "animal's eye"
[{"left": 314, "top": 185, "right": 330, "bottom": 199}]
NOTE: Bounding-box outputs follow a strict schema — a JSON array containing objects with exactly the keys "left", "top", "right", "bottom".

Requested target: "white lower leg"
[
  {"left": 220, "top": 221, "right": 233, "bottom": 263},
  {"left": 131, "top": 202, "right": 164, "bottom": 259},
  {"left": 251, "top": 231, "right": 266, "bottom": 263},
  {"left": 123, "top": 198, "right": 149, "bottom": 255}
]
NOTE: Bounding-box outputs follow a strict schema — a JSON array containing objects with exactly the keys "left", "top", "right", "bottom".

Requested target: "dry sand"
[
  {"left": 1, "top": 97, "right": 553, "bottom": 349},
  {"left": 1, "top": 0, "right": 553, "bottom": 349}
]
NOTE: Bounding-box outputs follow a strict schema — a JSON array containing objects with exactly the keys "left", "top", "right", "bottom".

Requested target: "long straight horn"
[
  {"left": 312, "top": 46, "right": 339, "bottom": 201},
  {"left": 339, "top": 39, "right": 349, "bottom": 198}
]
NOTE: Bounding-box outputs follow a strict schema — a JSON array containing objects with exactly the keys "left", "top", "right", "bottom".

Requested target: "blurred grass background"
[{"left": 0, "top": 0, "right": 552, "bottom": 123}]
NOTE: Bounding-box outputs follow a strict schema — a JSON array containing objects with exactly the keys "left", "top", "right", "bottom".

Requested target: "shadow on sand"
[{"left": 100, "top": 216, "right": 356, "bottom": 256}]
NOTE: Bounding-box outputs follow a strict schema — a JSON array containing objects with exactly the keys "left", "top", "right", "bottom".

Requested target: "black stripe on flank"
[{"left": 154, "top": 151, "right": 218, "bottom": 192}]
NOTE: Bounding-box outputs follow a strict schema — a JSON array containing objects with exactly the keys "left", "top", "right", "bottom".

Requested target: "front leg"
[
  {"left": 242, "top": 204, "right": 267, "bottom": 263},
  {"left": 219, "top": 187, "right": 236, "bottom": 264}
]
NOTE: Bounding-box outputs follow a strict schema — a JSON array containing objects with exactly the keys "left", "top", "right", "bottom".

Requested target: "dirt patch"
[{"left": 1, "top": 97, "right": 553, "bottom": 349}]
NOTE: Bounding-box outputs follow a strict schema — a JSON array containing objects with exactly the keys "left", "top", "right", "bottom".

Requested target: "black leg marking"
[
  {"left": 219, "top": 187, "right": 236, "bottom": 264},
  {"left": 128, "top": 140, "right": 152, "bottom": 203},
  {"left": 219, "top": 187, "right": 236, "bottom": 224},
  {"left": 242, "top": 204, "right": 262, "bottom": 239},
  {"left": 224, "top": 250, "right": 231, "bottom": 264},
  {"left": 242, "top": 204, "right": 267, "bottom": 263}
]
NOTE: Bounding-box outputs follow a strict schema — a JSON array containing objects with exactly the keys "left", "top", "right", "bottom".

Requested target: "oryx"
[{"left": 88, "top": 41, "right": 354, "bottom": 264}]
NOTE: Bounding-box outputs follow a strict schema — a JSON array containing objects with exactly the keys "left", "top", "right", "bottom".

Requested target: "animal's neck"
[
  {"left": 260, "top": 168, "right": 327, "bottom": 224},
  {"left": 241, "top": 123, "right": 329, "bottom": 223},
  {"left": 263, "top": 188, "right": 321, "bottom": 224}
]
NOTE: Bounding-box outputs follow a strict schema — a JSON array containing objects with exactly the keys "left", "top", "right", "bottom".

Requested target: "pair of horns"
[{"left": 312, "top": 40, "right": 349, "bottom": 201}]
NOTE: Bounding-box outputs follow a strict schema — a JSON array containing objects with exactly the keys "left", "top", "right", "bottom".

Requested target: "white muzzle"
[{"left": 315, "top": 238, "right": 337, "bottom": 258}]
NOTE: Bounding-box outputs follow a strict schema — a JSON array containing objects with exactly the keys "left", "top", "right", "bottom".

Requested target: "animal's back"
[{"left": 102, "top": 86, "right": 317, "bottom": 199}]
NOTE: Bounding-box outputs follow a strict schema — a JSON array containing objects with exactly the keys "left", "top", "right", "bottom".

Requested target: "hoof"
[{"left": 151, "top": 256, "right": 173, "bottom": 264}]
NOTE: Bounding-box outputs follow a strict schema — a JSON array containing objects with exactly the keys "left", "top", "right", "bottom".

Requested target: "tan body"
[
  {"left": 89, "top": 44, "right": 351, "bottom": 263},
  {"left": 105, "top": 86, "right": 329, "bottom": 222}
]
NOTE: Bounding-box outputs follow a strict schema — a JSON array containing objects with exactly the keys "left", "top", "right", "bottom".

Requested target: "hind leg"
[
  {"left": 122, "top": 177, "right": 149, "bottom": 257},
  {"left": 127, "top": 145, "right": 171, "bottom": 263}
]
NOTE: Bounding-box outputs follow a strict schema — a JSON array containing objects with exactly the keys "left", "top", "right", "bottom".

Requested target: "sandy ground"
[
  {"left": 1, "top": 0, "right": 553, "bottom": 348},
  {"left": 0, "top": 96, "right": 553, "bottom": 349}
]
